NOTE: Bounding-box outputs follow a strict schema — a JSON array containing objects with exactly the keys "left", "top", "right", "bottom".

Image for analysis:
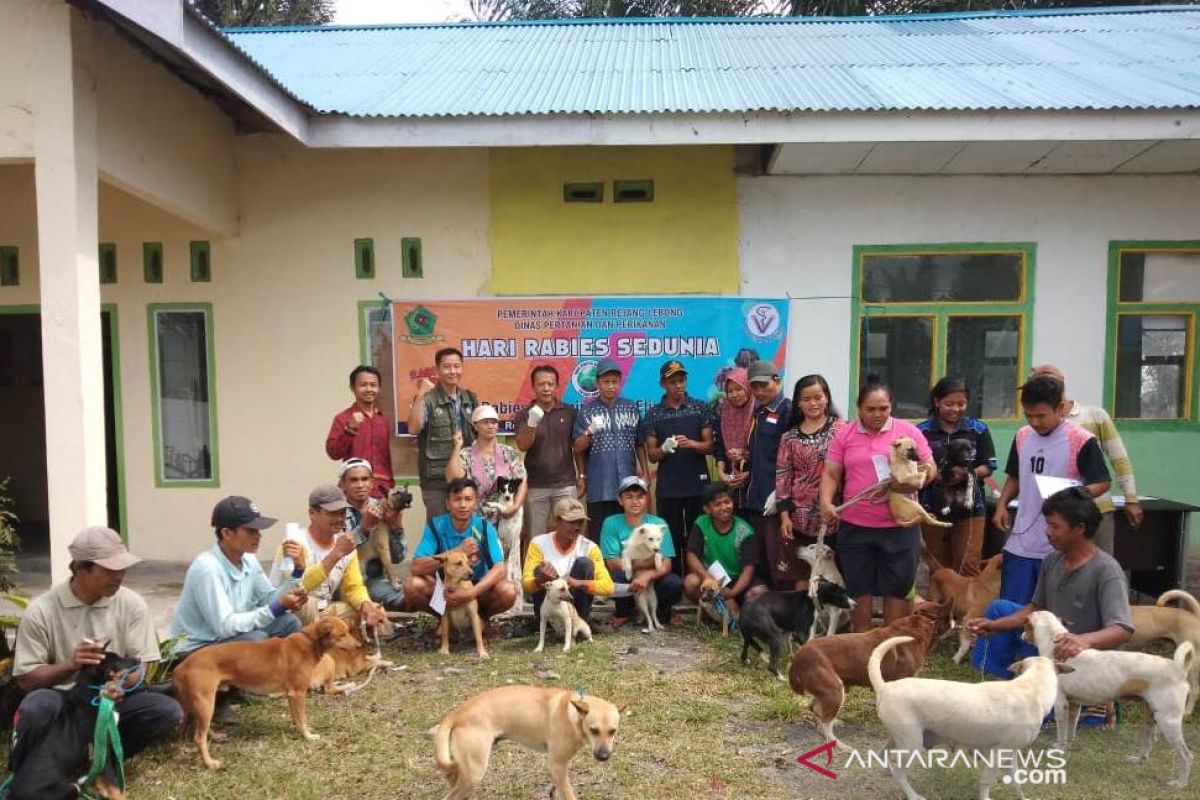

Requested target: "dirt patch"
[{"left": 613, "top": 631, "right": 709, "bottom": 675}]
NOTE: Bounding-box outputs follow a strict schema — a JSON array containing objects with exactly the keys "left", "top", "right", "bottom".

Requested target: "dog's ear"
[
  {"left": 616, "top": 702, "right": 629, "bottom": 716},
  {"left": 571, "top": 698, "right": 591, "bottom": 716},
  {"left": 1055, "top": 663, "right": 1075, "bottom": 675}
]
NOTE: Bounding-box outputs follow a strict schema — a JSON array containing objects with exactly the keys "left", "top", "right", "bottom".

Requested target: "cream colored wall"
[{"left": 0, "top": 1, "right": 34, "bottom": 161}]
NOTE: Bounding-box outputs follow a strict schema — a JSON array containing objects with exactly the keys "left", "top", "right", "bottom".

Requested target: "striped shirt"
[{"left": 1066, "top": 402, "right": 1138, "bottom": 514}]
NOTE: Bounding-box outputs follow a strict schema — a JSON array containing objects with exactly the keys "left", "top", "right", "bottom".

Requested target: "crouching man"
[
  {"left": 523, "top": 498, "right": 614, "bottom": 625},
  {"left": 402, "top": 477, "right": 516, "bottom": 624}
]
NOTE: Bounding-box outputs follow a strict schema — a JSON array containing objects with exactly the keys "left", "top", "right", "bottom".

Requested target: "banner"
[{"left": 392, "top": 297, "right": 788, "bottom": 434}]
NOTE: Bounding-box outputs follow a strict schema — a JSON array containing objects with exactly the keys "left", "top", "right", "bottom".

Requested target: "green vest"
[
  {"left": 418, "top": 386, "right": 479, "bottom": 483},
  {"left": 695, "top": 514, "right": 754, "bottom": 579}
]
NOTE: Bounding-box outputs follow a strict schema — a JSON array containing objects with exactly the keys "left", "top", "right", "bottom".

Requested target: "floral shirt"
[
  {"left": 775, "top": 418, "right": 846, "bottom": 537},
  {"left": 457, "top": 442, "right": 526, "bottom": 503}
]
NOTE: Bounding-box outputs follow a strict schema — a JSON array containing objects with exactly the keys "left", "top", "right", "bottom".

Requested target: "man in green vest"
[{"left": 683, "top": 482, "right": 767, "bottom": 620}]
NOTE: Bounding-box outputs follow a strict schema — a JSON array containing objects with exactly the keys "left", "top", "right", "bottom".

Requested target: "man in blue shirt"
[
  {"left": 572, "top": 357, "right": 647, "bottom": 541},
  {"left": 402, "top": 477, "right": 516, "bottom": 622}
]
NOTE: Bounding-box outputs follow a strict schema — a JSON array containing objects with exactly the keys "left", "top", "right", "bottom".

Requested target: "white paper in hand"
[
  {"left": 871, "top": 454, "right": 891, "bottom": 482},
  {"left": 430, "top": 573, "right": 447, "bottom": 615},
  {"left": 1034, "top": 474, "right": 1081, "bottom": 500},
  {"left": 707, "top": 561, "right": 732, "bottom": 588}
]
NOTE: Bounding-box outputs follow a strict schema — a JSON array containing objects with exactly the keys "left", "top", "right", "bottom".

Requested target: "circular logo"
[
  {"left": 571, "top": 360, "right": 600, "bottom": 398},
  {"left": 746, "top": 303, "right": 781, "bottom": 339}
]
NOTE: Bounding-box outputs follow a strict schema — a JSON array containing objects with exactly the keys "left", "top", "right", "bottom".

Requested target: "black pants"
[
  {"left": 610, "top": 569, "right": 684, "bottom": 623},
  {"left": 655, "top": 495, "right": 704, "bottom": 576},
  {"left": 532, "top": 557, "right": 596, "bottom": 621},
  {"left": 586, "top": 501, "right": 623, "bottom": 543}
]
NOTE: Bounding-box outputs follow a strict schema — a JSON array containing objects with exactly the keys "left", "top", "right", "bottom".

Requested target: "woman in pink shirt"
[{"left": 819, "top": 375, "right": 937, "bottom": 632}]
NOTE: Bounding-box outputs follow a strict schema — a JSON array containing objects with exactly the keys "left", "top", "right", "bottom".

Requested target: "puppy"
[
  {"left": 534, "top": 578, "right": 593, "bottom": 653},
  {"left": 308, "top": 609, "right": 395, "bottom": 693},
  {"left": 1026, "top": 609, "right": 1194, "bottom": 787},
  {"left": 1129, "top": 589, "right": 1200, "bottom": 715},
  {"left": 621, "top": 523, "right": 665, "bottom": 633},
  {"left": 696, "top": 576, "right": 731, "bottom": 636},
  {"left": 888, "top": 437, "right": 951, "bottom": 529},
  {"left": 7, "top": 650, "right": 137, "bottom": 800},
  {"left": 788, "top": 601, "right": 949, "bottom": 742},
  {"left": 928, "top": 438, "right": 976, "bottom": 519},
  {"left": 927, "top": 552, "right": 1003, "bottom": 663},
  {"left": 436, "top": 550, "right": 489, "bottom": 661},
  {"left": 172, "top": 616, "right": 361, "bottom": 769},
  {"left": 741, "top": 585, "right": 854, "bottom": 681},
  {"left": 432, "top": 685, "right": 626, "bottom": 800},
  {"left": 797, "top": 542, "right": 847, "bottom": 638},
  {"left": 356, "top": 484, "right": 413, "bottom": 590},
  {"left": 870, "top": 635, "right": 1069, "bottom": 800}
]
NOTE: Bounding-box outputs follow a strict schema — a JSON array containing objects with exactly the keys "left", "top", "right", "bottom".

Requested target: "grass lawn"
[{"left": 114, "top": 617, "right": 1200, "bottom": 800}]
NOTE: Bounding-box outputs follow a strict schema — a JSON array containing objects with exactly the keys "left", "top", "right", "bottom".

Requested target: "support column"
[{"left": 32, "top": 2, "right": 104, "bottom": 583}]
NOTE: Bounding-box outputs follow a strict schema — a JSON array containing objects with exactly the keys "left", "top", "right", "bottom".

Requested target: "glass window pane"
[
  {"left": 946, "top": 316, "right": 1021, "bottom": 419},
  {"left": 1116, "top": 314, "right": 1189, "bottom": 419},
  {"left": 858, "top": 316, "right": 933, "bottom": 419},
  {"left": 861, "top": 252, "right": 1023, "bottom": 303},
  {"left": 1119, "top": 251, "right": 1200, "bottom": 303},
  {"left": 155, "top": 310, "right": 213, "bottom": 480}
]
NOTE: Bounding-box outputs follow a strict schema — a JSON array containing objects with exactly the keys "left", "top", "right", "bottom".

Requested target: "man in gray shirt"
[{"left": 967, "top": 486, "right": 1133, "bottom": 677}]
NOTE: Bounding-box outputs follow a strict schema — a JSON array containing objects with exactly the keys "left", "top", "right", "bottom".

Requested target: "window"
[
  {"left": 852, "top": 244, "right": 1033, "bottom": 420},
  {"left": 1106, "top": 243, "right": 1199, "bottom": 422},
  {"left": 148, "top": 304, "right": 218, "bottom": 486}
]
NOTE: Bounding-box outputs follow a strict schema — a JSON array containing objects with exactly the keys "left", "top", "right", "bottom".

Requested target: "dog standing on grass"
[
  {"left": 621, "top": 523, "right": 666, "bottom": 633},
  {"left": 1129, "top": 589, "right": 1200, "bottom": 715},
  {"left": 432, "top": 685, "right": 626, "bottom": 800}
]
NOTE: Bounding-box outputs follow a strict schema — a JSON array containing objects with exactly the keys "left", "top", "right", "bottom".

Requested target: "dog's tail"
[
  {"left": 868, "top": 636, "right": 914, "bottom": 692},
  {"left": 431, "top": 722, "right": 457, "bottom": 778},
  {"left": 1157, "top": 589, "right": 1200, "bottom": 619},
  {"left": 1173, "top": 641, "right": 1196, "bottom": 676}
]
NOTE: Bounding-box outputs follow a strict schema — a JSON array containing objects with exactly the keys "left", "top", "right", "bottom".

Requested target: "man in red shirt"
[{"left": 326, "top": 365, "right": 394, "bottom": 498}]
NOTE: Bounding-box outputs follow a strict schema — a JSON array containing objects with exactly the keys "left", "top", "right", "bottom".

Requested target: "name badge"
[{"left": 871, "top": 454, "right": 891, "bottom": 482}]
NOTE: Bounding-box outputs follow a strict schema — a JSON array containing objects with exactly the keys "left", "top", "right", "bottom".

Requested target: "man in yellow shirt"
[{"left": 523, "top": 498, "right": 613, "bottom": 623}]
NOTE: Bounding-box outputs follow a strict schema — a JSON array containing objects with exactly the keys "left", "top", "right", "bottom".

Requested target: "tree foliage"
[{"left": 194, "top": 0, "right": 334, "bottom": 27}]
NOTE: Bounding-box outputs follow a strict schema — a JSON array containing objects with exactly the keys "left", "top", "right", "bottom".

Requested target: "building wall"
[
  {"left": 0, "top": 1, "right": 34, "bottom": 161},
  {"left": 739, "top": 172, "right": 1200, "bottom": 509},
  {"left": 488, "top": 145, "right": 739, "bottom": 295}
]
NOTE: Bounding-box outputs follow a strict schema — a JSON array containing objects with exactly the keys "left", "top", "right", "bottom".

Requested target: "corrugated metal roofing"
[{"left": 221, "top": 6, "right": 1200, "bottom": 117}]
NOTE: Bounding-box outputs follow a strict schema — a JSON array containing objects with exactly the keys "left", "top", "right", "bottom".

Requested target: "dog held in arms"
[
  {"left": 432, "top": 685, "right": 626, "bottom": 800},
  {"left": 888, "top": 437, "right": 951, "bottom": 529},
  {"left": 927, "top": 438, "right": 976, "bottom": 520},
  {"left": 740, "top": 585, "right": 854, "bottom": 681},
  {"left": 534, "top": 577, "right": 594, "bottom": 653},
  {"left": 356, "top": 484, "right": 414, "bottom": 591},
  {"left": 172, "top": 616, "right": 361, "bottom": 769},
  {"left": 870, "top": 635, "right": 1070, "bottom": 800},
  {"left": 481, "top": 476, "right": 526, "bottom": 614},
  {"left": 622, "top": 523, "right": 666, "bottom": 633}
]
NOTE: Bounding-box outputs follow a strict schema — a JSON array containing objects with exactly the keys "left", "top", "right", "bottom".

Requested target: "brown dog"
[
  {"left": 172, "top": 616, "right": 361, "bottom": 769},
  {"left": 927, "top": 553, "right": 1003, "bottom": 664},
  {"left": 888, "top": 437, "right": 951, "bottom": 528},
  {"left": 696, "top": 576, "right": 730, "bottom": 636},
  {"left": 788, "top": 601, "right": 948, "bottom": 742},
  {"left": 357, "top": 485, "right": 413, "bottom": 591},
  {"left": 437, "top": 551, "right": 489, "bottom": 660},
  {"left": 308, "top": 609, "right": 395, "bottom": 693},
  {"left": 1129, "top": 589, "right": 1200, "bottom": 715}
]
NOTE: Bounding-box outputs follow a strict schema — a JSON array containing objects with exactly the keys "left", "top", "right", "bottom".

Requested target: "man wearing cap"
[
  {"left": 267, "top": 485, "right": 388, "bottom": 628},
  {"left": 9, "top": 527, "right": 183, "bottom": 783},
  {"left": 402, "top": 477, "right": 516, "bottom": 622},
  {"left": 572, "top": 357, "right": 647, "bottom": 540},
  {"left": 408, "top": 347, "right": 479, "bottom": 524},
  {"left": 339, "top": 457, "right": 408, "bottom": 612},
  {"left": 744, "top": 360, "right": 792, "bottom": 529},
  {"left": 523, "top": 498, "right": 614, "bottom": 624},
  {"left": 326, "top": 364, "right": 394, "bottom": 499},
  {"left": 600, "top": 476, "right": 683, "bottom": 627},
  {"left": 641, "top": 359, "right": 715, "bottom": 576},
  {"left": 515, "top": 364, "right": 580, "bottom": 541},
  {"left": 169, "top": 496, "right": 307, "bottom": 655}
]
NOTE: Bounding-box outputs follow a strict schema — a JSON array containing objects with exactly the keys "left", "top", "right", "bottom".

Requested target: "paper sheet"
[
  {"left": 708, "top": 561, "right": 732, "bottom": 587},
  {"left": 430, "top": 573, "right": 447, "bottom": 615},
  {"left": 1034, "top": 474, "right": 1081, "bottom": 499},
  {"left": 871, "top": 454, "right": 891, "bottom": 482}
]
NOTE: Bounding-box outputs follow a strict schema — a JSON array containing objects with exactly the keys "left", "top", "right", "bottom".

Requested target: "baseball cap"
[
  {"left": 211, "top": 496, "right": 278, "bottom": 530},
  {"left": 553, "top": 497, "right": 589, "bottom": 522},
  {"left": 595, "top": 357, "right": 622, "bottom": 378},
  {"left": 68, "top": 526, "right": 141, "bottom": 571},
  {"left": 618, "top": 475, "right": 648, "bottom": 494},
  {"left": 337, "top": 457, "right": 372, "bottom": 478},
  {"left": 308, "top": 484, "right": 349, "bottom": 512},
  {"left": 659, "top": 360, "right": 687, "bottom": 380},
  {"left": 471, "top": 404, "right": 500, "bottom": 423},
  {"left": 747, "top": 359, "right": 779, "bottom": 384}
]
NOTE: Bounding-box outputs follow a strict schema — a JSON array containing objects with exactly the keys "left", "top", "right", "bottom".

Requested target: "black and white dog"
[
  {"left": 740, "top": 584, "right": 855, "bottom": 681},
  {"left": 482, "top": 476, "right": 525, "bottom": 614},
  {"left": 929, "top": 438, "right": 976, "bottom": 520}
]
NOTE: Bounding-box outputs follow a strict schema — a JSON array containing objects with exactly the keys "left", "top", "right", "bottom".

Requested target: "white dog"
[
  {"left": 534, "top": 578, "right": 593, "bottom": 654},
  {"left": 621, "top": 524, "right": 665, "bottom": 633},
  {"left": 798, "top": 541, "right": 846, "bottom": 639},
  {"left": 1026, "top": 609, "right": 1194, "bottom": 787},
  {"left": 870, "top": 634, "right": 1068, "bottom": 800}
]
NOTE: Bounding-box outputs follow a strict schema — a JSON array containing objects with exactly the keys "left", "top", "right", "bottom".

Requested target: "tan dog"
[
  {"left": 1129, "top": 589, "right": 1200, "bottom": 714},
  {"left": 696, "top": 576, "right": 730, "bottom": 636},
  {"left": 622, "top": 523, "right": 666, "bottom": 632},
  {"left": 432, "top": 685, "right": 626, "bottom": 800},
  {"left": 788, "top": 601, "right": 948, "bottom": 742},
  {"left": 308, "top": 609, "right": 395, "bottom": 693},
  {"left": 534, "top": 577, "right": 593, "bottom": 653},
  {"left": 888, "top": 437, "right": 950, "bottom": 528},
  {"left": 927, "top": 553, "right": 1003, "bottom": 664},
  {"left": 356, "top": 485, "right": 413, "bottom": 590},
  {"left": 172, "top": 616, "right": 361, "bottom": 769},
  {"left": 437, "top": 550, "right": 489, "bottom": 660}
]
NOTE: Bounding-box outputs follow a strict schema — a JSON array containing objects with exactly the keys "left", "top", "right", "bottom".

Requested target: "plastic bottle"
[{"left": 279, "top": 522, "right": 300, "bottom": 574}]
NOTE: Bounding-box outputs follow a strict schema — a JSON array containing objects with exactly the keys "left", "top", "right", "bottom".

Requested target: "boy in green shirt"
[{"left": 683, "top": 482, "right": 767, "bottom": 619}]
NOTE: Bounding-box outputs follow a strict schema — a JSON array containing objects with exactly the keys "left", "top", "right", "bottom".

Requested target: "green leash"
[{"left": 77, "top": 694, "right": 124, "bottom": 799}]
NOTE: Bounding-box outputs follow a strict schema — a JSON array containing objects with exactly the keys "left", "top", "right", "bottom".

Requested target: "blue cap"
[{"left": 596, "top": 357, "right": 622, "bottom": 377}]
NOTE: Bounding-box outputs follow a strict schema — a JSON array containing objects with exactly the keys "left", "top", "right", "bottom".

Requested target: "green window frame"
[
  {"left": 1104, "top": 241, "right": 1200, "bottom": 427},
  {"left": 147, "top": 303, "right": 219, "bottom": 487},
  {"left": 851, "top": 243, "right": 1036, "bottom": 421}
]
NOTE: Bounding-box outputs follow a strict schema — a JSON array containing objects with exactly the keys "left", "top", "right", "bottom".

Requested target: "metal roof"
[{"left": 221, "top": 5, "right": 1200, "bottom": 118}]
